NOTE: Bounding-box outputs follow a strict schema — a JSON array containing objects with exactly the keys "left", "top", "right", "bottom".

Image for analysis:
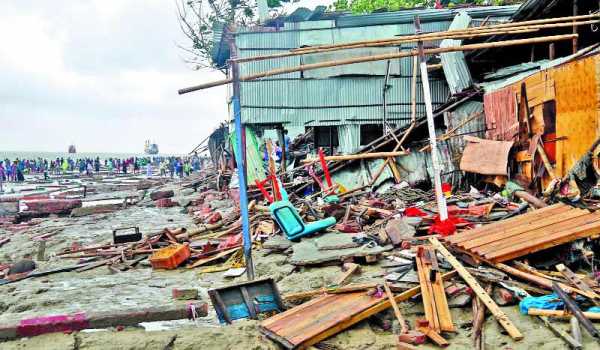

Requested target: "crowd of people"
[{"left": 0, "top": 153, "right": 207, "bottom": 190}]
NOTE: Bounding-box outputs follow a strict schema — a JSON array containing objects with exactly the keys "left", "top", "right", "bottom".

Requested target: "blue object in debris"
[
  {"left": 269, "top": 179, "right": 336, "bottom": 241},
  {"left": 519, "top": 293, "right": 564, "bottom": 315}
]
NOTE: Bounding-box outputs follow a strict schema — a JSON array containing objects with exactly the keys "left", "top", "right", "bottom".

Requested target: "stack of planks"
[
  {"left": 415, "top": 245, "right": 454, "bottom": 334},
  {"left": 441, "top": 203, "right": 600, "bottom": 263}
]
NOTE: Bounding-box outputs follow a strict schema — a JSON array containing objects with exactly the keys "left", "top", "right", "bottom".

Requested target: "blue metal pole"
[
  {"left": 232, "top": 95, "right": 254, "bottom": 280},
  {"left": 228, "top": 29, "right": 254, "bottom": 280}
]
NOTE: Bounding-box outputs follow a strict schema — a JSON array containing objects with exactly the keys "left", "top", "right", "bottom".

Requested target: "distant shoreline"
[{"left": 0, "top": 151, "right": 185, "bottom": 161}]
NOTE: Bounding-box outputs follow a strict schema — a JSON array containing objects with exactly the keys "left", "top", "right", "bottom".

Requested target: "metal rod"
[{"left": 227, "top": 31, "right": 254, "bottom": 280}]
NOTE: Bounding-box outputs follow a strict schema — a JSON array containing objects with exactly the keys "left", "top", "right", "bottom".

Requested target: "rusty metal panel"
[{"left": 483, "top": 87, "right": 518, "bottom": 141}]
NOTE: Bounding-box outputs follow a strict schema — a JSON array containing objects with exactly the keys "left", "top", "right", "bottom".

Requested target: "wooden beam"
[
  {"left": 429, "top": 237, "right": 523, "bottom": 341},
  {"left": 383, "top": 281, "right": 409, "bottom": 334},
  {"left": 556, "top": 263, "right": 600, "bottom": 305},
  {"left": 528, "top": 308, "right": 600, "bottom": 320},
  {"left": 552, "top": 282, "right": 600, "bottom": 341},
  {"left": 494, "top": 263, "right": 595, "bottom": 299},
  {"left": 302, "top": 151, "right": 408, "bottom": 163}
]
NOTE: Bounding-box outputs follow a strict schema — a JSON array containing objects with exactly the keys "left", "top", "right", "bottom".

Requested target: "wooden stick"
[
  {"left": 291, "top": 14, "right": 599, "bottom": 52},
  {"left": 556, "top": 263, "right": 600, "bottom": 305},
  {"left": 429, "top": 237, "right": 523, "bottom": 340},
  {"left": 528, "top": 308, "right": 600, "bottom": 320},
  {"left": 335, "top": 263, "right": 360, "bottom": 286},
  {"left": 416, "top": 325, "right": 449, "bottom": 347},
  {"left": 495, "top": 263, "right": 596, "bottom": 299},
  {"left": 384, "top": 281, "right": 409, "bottom": 334},
  {"left": 178, "top": 34, "right": 577, "bottom": 93},
  {"left": 235, "top": 19, "right": 597, "bottom": 64},
  {"left": 552, "top": 282, "right": 600, "bottom": 340},
  {"left": 302, "top": 151, "right": 408, "bottom": 163},
  {"left": 536, "top": 314, "right": 582, "bottom": 349},
  {"left": 235, "top": 27, "right": 540, "bottom": 63}
]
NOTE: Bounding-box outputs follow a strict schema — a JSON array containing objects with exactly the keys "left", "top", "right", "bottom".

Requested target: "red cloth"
[
  {"left": 428, "top": 215, "right": 470, "bottom": 236},
  {"left": 404, "top": 207, "right": 428, "bottom": 217}
]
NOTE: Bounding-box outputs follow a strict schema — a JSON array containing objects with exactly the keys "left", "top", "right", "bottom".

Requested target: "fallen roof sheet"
[
  {"left": 441, "top": 203, "right": 600, "bottom": 263},
  {"left": 440, "top": 11, "right": 473, "bottom": 94}
]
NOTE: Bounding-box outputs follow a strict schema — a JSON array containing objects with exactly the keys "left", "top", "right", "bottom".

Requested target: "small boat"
[
  {"left": 144, "top": 140, "right": 159, "bottom": 155},
  {"left": 68, "top": 145, "right": 77, "bottom": 154}
]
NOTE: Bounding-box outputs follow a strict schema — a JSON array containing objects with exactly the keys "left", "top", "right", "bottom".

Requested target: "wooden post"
[
  {"left": 573, "top": 0, "right": 579, "bottom": 53},
  {"left": 549, "top": 43, "right": 555, "bottom": 60},
  {"left": 415, "top": 16, "right": 448, "bottom": 221}
]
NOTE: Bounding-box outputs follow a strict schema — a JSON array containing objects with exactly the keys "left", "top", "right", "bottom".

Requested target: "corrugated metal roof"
[
  {"left": 440, "top": 11, "right": 473, "bottom": 95},
  {"left": 334, "top": 5, "right": 519, "bottom": 28},
  {"left": 478, "top": 46, "right": 600, "bottom": 92},
  {"left": 239, "top": 76, "right": 449, "bottom": 126}
]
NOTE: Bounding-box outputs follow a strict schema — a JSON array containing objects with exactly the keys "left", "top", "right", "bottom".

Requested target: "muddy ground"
[{"left": 1, "top": 178, "right": 599, "bottom": 349}]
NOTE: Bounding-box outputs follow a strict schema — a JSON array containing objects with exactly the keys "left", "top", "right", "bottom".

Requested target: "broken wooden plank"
[
  {"left": 335, "top": 263, "right": 360, "bottom": 286},
  {"left": 556, "top": 263, "right": 600, "bottom": 305},
  {"left": 383, "top": 281, "right": 408, "bottom": 334},
  {"left": 415, "top": 245, "right": 454, "bottom": 333},
  {"left": 261, "top": 271, "right": 456, "bottom": 349},
  {"left": 552, "top": 282, "right": 600, "bottom": 341},
  {"left": 429, "top": 237, "right": 523, "bottom": 341},
  {"left": 528, "top": 308, "right": 600, "bottom": 320}
]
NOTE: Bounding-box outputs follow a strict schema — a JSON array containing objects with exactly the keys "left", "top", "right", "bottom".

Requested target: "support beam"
[
  {"left": 416, "top": 16, "right": 448, "bottom": 221},
  {"left": 429, "top": 237, "right": 523, "bottom": 341},
  {"left": 227, "top": 30, "right": 254, "bottom": 280},
  {"left": 178, "top": 34, "right": 578, "bottom": 93}
]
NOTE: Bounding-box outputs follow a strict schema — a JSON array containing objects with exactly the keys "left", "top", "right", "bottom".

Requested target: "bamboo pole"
[
  {"left": 234, "top": 27, "right": 538, "bottom": 63},
  {"left": 301, "top": 151, "right": 408, "bottom": 163},
  {"left": 528, "top": 309, "right": 600, "bottom": 320},
  {"left": 179, "top": 34, "right": 577, "bottom": 93},
  {"left": 292, "top": 13, "right": 599, "bottom": 52},
  {"left": 234, "top": 19, "right": 597, "bottom": 63}
]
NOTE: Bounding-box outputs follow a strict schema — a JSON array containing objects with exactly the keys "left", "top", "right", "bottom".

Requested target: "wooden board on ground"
[
  {"left": 440, "top": 203, "right": 600, "bottom": 263},
  {"left": 260, "top": 271, "right": 457, "bottom": 349}
]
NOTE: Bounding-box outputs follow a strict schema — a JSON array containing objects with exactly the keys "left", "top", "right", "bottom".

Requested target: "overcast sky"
[
  {"left": 1, "top": 0, "right": 332, "bottom": 154},
  {"left": 0, "top": 1, "right": 229, "bottom": 154}
]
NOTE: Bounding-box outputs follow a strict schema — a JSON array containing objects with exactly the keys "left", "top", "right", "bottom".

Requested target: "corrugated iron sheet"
[
  {"left": 239, "top": 76, "right": 449, "bottom": 126},
  {"left": 483, "top": 87, "right": 517, "bottom": 141},
  {"left": 440, "top": 11, "right": 473, "bottom": 94},
  {"left": 334, "top": 6, "right": 519, "bottom": 28},
  {"left": 444, "top": 100, "right": 485, "bottom": 168}
]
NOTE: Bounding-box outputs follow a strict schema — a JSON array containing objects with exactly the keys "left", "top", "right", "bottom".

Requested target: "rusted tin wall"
[
  {"left": 482, "top": 54, "right": 600, "bottom": 180},
  {"left": 483, "top": 87, "right": 517, "bottom": 141}
]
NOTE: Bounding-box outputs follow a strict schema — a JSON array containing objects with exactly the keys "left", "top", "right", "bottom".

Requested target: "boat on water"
[
  {"left": 68, "top": 145, "right": 76, "bottom": 154},
  {"left": 144, "top": 140, "right": 159, "bottom": 155}
]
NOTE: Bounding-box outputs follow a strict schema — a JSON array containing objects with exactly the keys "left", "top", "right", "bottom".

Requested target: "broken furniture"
[
  {"left": 269, "top": 180, "right": 336, "bottom": 241},
  {"left": 112, "top": 226, "right": 142, "bottom": 244},
  {"left": 441, "top": 203, "right": 600, "bottom": 263},
  {"left": 209, "top": 277, "right": 283, "bottom": 324}
]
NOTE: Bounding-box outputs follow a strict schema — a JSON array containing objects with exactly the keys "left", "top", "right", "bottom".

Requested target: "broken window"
[
  {"left": 360, "top": 124, "right": 384, "bottom": 146},
  {"left": 314, "top": 126, "right": 339, "bottom": 154}
]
